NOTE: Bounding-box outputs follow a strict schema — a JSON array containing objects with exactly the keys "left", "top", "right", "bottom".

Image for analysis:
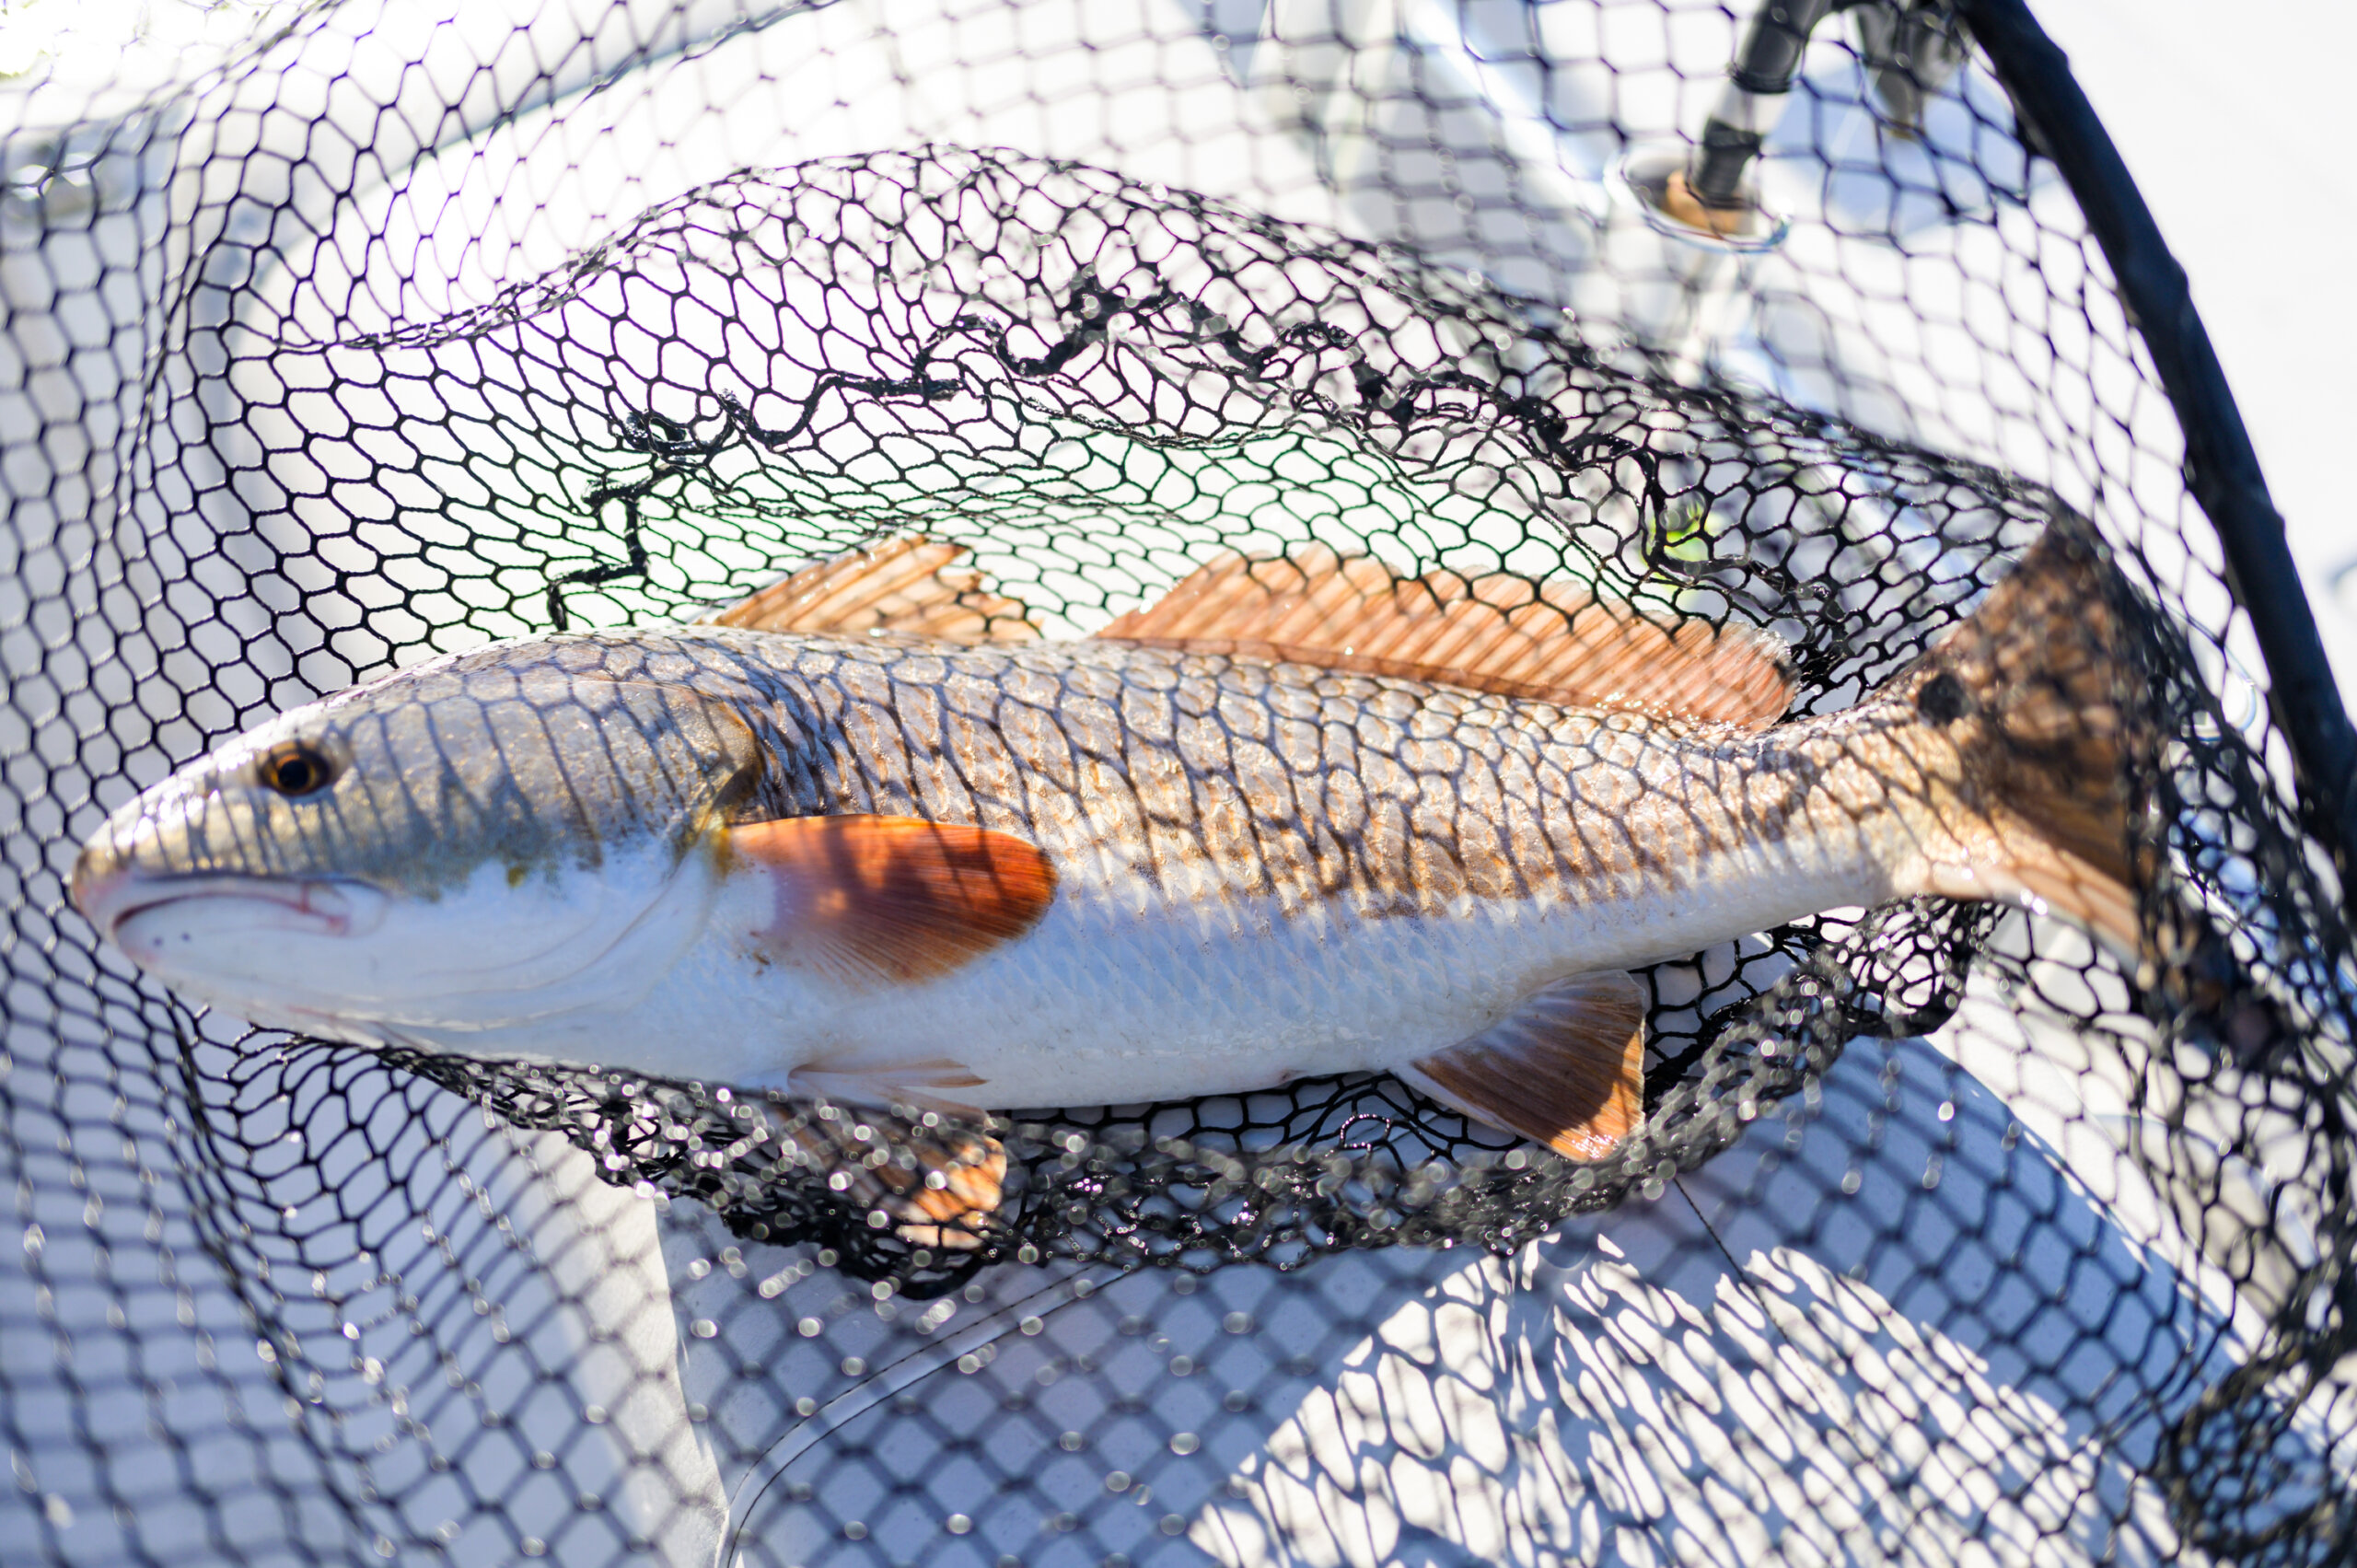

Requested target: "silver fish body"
[{"left": 72, "top": 521, "right": 2141, "bottom": 1144}]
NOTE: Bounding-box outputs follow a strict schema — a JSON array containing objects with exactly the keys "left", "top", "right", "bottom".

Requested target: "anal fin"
[{"left": 1396, "top": 971, "right": 1647, "bottom": 1161}]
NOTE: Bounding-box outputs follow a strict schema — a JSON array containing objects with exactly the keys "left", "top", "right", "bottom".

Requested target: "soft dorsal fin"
[
  {"left": 723, "top": 814, "right": 1058, "bottom": 989},
  {"left": 1094, "top": 545, "right": 1791, "bottom": 727},
  {"left": 1395, "top": 970, "right": 1647, "bottom": 1161},
  {"left": 701, "top": 537, "right": 1039, "bottom": 643}
]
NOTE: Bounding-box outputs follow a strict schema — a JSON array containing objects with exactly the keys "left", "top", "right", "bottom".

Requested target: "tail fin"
[{"left": 1884, "top": 512, "right": 2150, "bottom": 958}]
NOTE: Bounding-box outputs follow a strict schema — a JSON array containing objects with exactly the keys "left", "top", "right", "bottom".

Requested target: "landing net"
[{"left": 3, "top": 2, "right": 2351, "bottom": 1564}]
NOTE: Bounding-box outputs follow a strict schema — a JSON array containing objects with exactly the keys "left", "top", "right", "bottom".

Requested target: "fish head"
[{"left": 71, "top": 640, "right": 766, "bottom": 1040}]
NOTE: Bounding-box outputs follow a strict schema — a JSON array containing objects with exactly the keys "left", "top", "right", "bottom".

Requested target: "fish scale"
[{"left": 713, "top": 632, "right": 1775, "bottom": 918}]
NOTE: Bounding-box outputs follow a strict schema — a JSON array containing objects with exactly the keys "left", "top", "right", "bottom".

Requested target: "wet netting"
[{"left": 5, "top": 0, "right": 2355, "bottom": 1564}]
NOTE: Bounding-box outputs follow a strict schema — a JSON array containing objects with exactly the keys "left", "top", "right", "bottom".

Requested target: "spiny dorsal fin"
[
  {"left": 1094, "top": 545, "right": 1791, "bottom": 727},
  {"left": 1395, "top": 970, "right": 1646, "bottom": 1161},
  {"left": 724, "top": 814, "right": 1058, "bottom": 990},
  {"left": 701, "top": 537, "right": 1039, "bottom": 643}
]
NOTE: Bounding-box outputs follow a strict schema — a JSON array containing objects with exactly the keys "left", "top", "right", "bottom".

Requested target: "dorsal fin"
[
  {"left": 701, "top": 537, "right": 1039, "bottom": 643},
  {"left": 1093, "top": 545, "right": 1792, "bottom": 727}
]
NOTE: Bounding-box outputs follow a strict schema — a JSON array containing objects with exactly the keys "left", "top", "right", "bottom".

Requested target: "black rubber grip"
[
  {"left": 1691, "top": 123, "right": 1767, "bottom": 209},
  {"left": 1691, "top": 1, "right": 1833, "bottom": 207}
]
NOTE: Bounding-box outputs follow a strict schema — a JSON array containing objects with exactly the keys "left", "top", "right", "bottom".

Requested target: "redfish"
[{"left": 71, "top": 520, "right": 2142, "bottom": 1238}]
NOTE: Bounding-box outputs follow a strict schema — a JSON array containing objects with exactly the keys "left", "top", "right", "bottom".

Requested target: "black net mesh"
[{"left": 5, "top": 2, "right": 2352, "bottom": 1565}]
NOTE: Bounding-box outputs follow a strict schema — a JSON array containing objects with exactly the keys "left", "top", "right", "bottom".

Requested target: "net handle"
[{"left": 1961, "top": 0, "right": 2357, "bottom": 913}]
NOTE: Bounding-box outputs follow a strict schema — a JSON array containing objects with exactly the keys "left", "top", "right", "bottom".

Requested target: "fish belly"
[
  {"left": 599, "top": 897, "right": 1565, "bottom": 1109},
  {"left": 812, "top": 902, "right": 1567, "bottom": 1109},
  {"left": 586, "top": 835, "right": 1874, "bottom": 1108},
  {"left": 344, "top": 828, "right": 1885, "bottom": 1108}
]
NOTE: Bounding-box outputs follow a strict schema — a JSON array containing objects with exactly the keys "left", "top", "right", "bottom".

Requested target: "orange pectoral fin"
[
  {"left": 1396, "top": 971, "right": 1647, "bottom": 1161},
  {"left": 726, "top": 815, "right": 1059, "bottom": 988}
]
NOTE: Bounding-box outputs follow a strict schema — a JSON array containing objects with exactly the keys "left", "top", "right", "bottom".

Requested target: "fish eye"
[{"left": 257, "top": 740, "right": 338, "bottom": 798}]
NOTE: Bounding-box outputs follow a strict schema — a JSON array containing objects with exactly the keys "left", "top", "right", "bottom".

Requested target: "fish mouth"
[{"left": 74, "top": 869, "right": 390, "bottom": 955}]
